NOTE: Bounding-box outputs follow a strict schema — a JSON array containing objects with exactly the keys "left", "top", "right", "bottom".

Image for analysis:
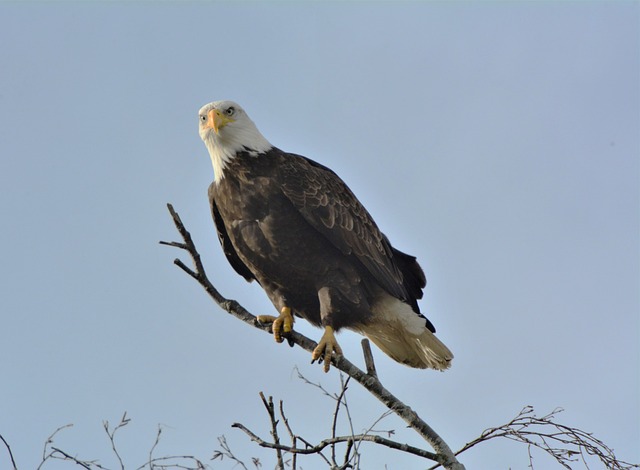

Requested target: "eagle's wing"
[
  {"left": 279, "top": 153, "right": 423, "bottom": 304},
  {"left": 208, "top": 183, "right": 256, "bottom": 282}
]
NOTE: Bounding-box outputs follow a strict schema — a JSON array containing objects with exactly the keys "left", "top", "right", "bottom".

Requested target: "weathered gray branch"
[
  {"left": 232, "top": 421, "right": 439, "bottom": 461},
  {"left": 160, "top": 203, "right": 465, "bottom": 470}
]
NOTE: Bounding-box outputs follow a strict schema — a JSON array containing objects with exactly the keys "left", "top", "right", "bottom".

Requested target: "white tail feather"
[{"left": 356, "top": 294, "right": 453, "bottom": 370}]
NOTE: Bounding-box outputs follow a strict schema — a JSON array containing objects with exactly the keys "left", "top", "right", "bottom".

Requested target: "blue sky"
[{"left": 0, "top": 2, "right": 638, "bottom": 469}]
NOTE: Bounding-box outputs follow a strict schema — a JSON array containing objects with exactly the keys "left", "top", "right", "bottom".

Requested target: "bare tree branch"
[
  {"left": 103, "top": 412, "right": 130, "bottom": 470},
  {"left": 231, "top": 421, "right": 439, "bottom": 461},
  {"left": 278, "top": 401, "right": 298, "bottom": 470},
  {"left": 33, "top": 417, "right": 207, "bottom": 470},
  {"left": 160, "top": 203, "right": 465, "bottom": 470},
  {"left": 36, "top": 424, "right": 89, "bottom": 470},
  {"left": 161, "top": 203, "right": 638, "bottom": 470},
  {"left": 146, "top": 426, "right": 163, "bottom": 469},
  {"left": 0, "top": 434, "right": 18, "bottom": 470},
  {"left": 48, "top": 447, "right": 95, "bottom": 469},
  {"left": 259, "top": 392, "right": 284, "bottom": 470},
  {"left": 429, "top": 406, "right": 639, "bottom": 470},
  {"left": 212, "top": 435, "right": 250, "bottom": 470},
  {"left": 330, "top": 375, "right": 352, "bottom": 466}
]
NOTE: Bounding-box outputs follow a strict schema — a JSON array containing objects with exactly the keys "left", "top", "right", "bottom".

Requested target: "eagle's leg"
[
  {"left": 313, "top": 287, "right": 347, "bottom": 372},
  {"left": 312, "top": 326, "right": 343, "bottom": 373},
  {"left": 257, "top": 307, "right": 294, "bottom": 343}
]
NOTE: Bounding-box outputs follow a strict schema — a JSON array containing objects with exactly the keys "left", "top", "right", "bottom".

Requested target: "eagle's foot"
[
  {"left": 257, "top": 307, "right": 294, "bottom": 343},
  {"left": 312, "top": 326, "right": 343, "bottom": 373}
]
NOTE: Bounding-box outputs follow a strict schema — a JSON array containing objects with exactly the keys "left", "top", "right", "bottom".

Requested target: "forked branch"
[
  {"left": 160, "top": 203, "right": 465, "bottom": 470},
  {"left": 161, "top": 203, "right": 639, "bottom": 470},
  {"left": 432, "top": 406, "right": 639, "bottom": 470},
  {"left": 232, "top": 420, "right": 438, "bottom": 460}
]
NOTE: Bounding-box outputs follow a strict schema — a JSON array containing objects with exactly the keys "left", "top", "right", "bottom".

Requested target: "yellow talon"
[
  {"left": 257, "top": 307, "right": 294, "bottom": 343},
  {"left": 312, "top": 326, "right": 343, "bottom": 373}
]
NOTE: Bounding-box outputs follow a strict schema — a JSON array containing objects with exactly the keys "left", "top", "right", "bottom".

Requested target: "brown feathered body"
[{"left": 209, "top": 148, "right": 453, "bottom": 370}]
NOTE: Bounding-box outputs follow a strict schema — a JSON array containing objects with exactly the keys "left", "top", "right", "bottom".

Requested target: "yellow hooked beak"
[{"left": 205, "top": 109, "right": 235, "bottom": 134}]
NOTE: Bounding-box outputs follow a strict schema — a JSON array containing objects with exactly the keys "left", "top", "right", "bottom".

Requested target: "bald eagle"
[{"left": 198, "top": 100, "right": 453, "bottom": 372}]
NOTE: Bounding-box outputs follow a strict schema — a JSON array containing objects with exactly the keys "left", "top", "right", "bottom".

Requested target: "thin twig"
[
  {"left": 279, "top": 401, "right": 298, "bottom": 470},
  {"left": 0, "top": 434, "right": 18, "bottom": 470},
  {"left": 349, "top": 408, "right": 395, "bottom": 468},
  {"left": 212, "top": 435, "right": 249, "bottom": 470},
  {"left": 49, "top": 448, "right": 94, "bottom": 469},
  {"left": 151, "top": 427, "right": 162, "bottom": 466},
  {"left": 37, "top": 423, "right": 74, "bottom": 470},
  {"left": 330, "top": 375, "right": 351, "bottom": 465},
  {"left": 104, "top": 412, "right": 130, "bottom": 470},
  {"left": 294, "top": 366, "right": 335, "bottom": 399},
  {"left": 259, "top": 392, "right": 284, "bottom": 470}
]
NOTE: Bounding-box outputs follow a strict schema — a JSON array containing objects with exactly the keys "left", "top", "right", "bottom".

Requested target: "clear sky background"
[{"left": 0, "top": 2, "right": 638, "bottom": 469}]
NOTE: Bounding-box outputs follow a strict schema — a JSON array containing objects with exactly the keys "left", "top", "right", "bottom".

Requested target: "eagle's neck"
[{"left": 204, "top": 128, "right": 272, "bottom": 184}]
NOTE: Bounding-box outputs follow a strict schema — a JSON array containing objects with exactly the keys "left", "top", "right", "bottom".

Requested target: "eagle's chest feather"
[{"left": 213, "top": 165, "right": 332, "bottom": 280}]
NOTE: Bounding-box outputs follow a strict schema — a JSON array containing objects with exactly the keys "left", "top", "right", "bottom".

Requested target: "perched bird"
[{"left": 198, "top": 100, "right": 453, "bottom": 372}]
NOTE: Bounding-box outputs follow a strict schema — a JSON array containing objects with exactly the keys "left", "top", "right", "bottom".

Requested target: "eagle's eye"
[
  {"left": 200, "top": 115, "right": 206, "bottom": 122},
  {"left": 225, "top": 106, "right": 235, "bottom": 116}
]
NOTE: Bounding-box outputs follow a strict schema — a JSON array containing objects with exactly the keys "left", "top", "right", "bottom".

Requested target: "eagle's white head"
[{"left": 198, "top": 100, "right": 272, "bottom": 183}]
